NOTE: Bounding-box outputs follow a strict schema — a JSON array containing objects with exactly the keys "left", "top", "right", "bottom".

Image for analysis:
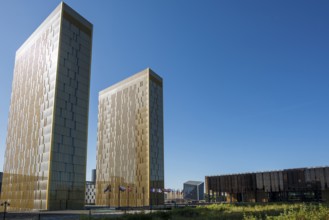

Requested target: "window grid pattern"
[
  {"left": 1, "top": 3, "right": 92, "bottom": 211},
  {"left": 48, "top": 11, "right": 92, "bottom": 210},
  {"left": 1, "top": 9, "right": 61, "bottom": 210},
  {"left": 149, "top": 72, "right": 164, "bottom": 205},
  {"left": 96, "top": 69, "right": 164, "bottom": 207},
  {"left": 85, "top": 181, "right": 96, "bottom": 205}
]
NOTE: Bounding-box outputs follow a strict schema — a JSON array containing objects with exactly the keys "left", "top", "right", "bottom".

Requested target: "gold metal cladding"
[
  {"left": 96, "top": 68, "right": 164, "bottom": 207},
  {"left": 1, "top": 2, "right": 92, "bottom": 211}
]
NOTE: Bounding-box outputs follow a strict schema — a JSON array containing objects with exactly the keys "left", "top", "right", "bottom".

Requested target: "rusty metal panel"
[
  {"left": 256, "top": 173, "right": 263, "bottom": 190},
  {"left": 221, "top": 176, "right": 227, "bottom": 192},
  {"left": 325, "top": 167, "right": 329, "bottom": 189},
  {"left": 242, "top": 174, "right": 247, "bottom": 192},
  {"left": 238, "top": 175, "right": 243, "bottom": 192},
  {"left": 210, "top": 177, "right": 216, "bottom": 191},
  {"left": 223, "top": 176, "right": 228, "bottom": 192},
  {"left": 222, "top": 176, "right": 226, "bottom": 192},
  {"left": 282, "top": 171, "right": 288, "bottom": 191},
  {"left": 246, "top": 174, "right": 255, "bottom": 191},
  {"left": 227, "top": 175, "right": 231, "bottom": 192},
  {"left": 286, "top": 169, "right": 298, "bottom": 190},
  {"left": 271, "top": 172, "right": 279, "bottom": 192},
  {"left": 238, "top": 175, "right": 242, "bottom": 192},
  {"left": 205, "top": 177, "right": 209, "bottom": 192},
  {"left": 219, "top": 176, "right": 225, "bottom": 192},
  {"left": 291, "top": 169, "right": 306, "bottom": 189},
  {"left": 214, "top": 177, "right": 218, "bottom": 191},
  {"left": 216, "top": 176, "right": 219, "bottom": 192},
  {"left": 206, "top": 167, "right": 329, "bottom": 202},
  {"left": 239, "top": 175, "right": 243, "bottom": 192},
  {"left": 263, "top": 172, "right": 271, "bottom": 192},
  {"left": 284, "top": 170, "right": 292, "bottom": 190},
  {"left": 305, "top": 169, "right": 311, "bottom": 182},
  {"left": 315, "top": 168, "right": 326, "bottom": 190},
  {"left": 250, "top": 174, "right": 257, "bottom": 191},
  {"left": 298, "top": 169, "right": 306, "bottom": 188},
  {"left": 278, "top": 171, "right": 284, "bottom": 191},
  {"left": 310, "top": 168, "right": 316, "bottom": 181},
  {"left": 240, "top": 174, "right": 245, "bottom": 192},
  {"left": 232, "top": 175, "right": 238, "bottom": 193},
  {"left": 212, "top": 177, "right": 216, "bottom": 191},
  {"left": 270, "top": 172, "right": 276, "bottom": 192}
]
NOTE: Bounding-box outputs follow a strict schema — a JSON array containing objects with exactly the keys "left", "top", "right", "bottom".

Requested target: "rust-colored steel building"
[{"left": 206, "top": 167, "right": 329, "bottom": 203}]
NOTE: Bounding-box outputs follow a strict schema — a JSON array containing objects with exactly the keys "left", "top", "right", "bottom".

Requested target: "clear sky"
[{"left": 0, "top": 0, "right": 328, "bottom": 190}]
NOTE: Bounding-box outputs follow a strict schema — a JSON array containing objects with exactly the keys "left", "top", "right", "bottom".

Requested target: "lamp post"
[{"left": 1, "top": 201, "right": 10, "bottom": 220}]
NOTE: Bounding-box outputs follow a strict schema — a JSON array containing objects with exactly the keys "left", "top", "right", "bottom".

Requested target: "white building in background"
[{"left": 85, "top": 181, "right": 96, "bottom": 205}]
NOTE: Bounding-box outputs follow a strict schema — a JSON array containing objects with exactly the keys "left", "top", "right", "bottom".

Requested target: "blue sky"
[{"left": 0, "top": 0, "right": 328, "bottom": 190}]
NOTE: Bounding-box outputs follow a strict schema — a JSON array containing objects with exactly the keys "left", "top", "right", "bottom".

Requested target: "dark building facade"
[
  {"left": 92, "top": 169, "right": 96, "bottom": 183},
  {"left": 183, "top": 181, "right": 204, "bottom": 201},
  {"left": 206, "top": 167, "right": 329, "bottom": 203}
]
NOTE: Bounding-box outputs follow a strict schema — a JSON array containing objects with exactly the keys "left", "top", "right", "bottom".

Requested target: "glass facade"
[
  {"left": 206, "top": 167, "right": 329, "bottom": 202},
  {"left": 96, "top": 68, "right": 164, "bottom": 207},
  {"left": 1, "top": 2, "right": 92, "bottom": 211},
  {"left": 183, "top": 181, "right": 204, "bottom": 201}
]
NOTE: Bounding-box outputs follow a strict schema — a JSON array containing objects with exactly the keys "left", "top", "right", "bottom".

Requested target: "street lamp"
[{"left": 1, "top": 201, "right": 10, "bottom": 220}]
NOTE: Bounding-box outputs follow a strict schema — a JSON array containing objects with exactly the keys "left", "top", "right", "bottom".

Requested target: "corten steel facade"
[
  {"left": 206, "top": 167, "right": 329, "bottom": 203},
  {"left": 183, "top": 181, "right": 204, "bottom": 201},
  {"left": 1, "top": 3, "right": 92, "bottom": 210},
  {"left": 96, "top": 68, "right": 164, "bottom": 207}
]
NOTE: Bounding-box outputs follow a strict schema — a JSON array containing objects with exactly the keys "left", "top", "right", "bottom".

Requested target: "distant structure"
[
  {"left": 96, "top": 68, "right": 164, "bottom": 207},
  {"left": 1, "top": 2, "right": 93, "bottom": 210},
  {"left": 92, "top": 169, "right": 96, "bottom": 183},
  {"left": 206, "top": 167, "right": 329, "bottom": 203},
  {"left": 183, "top": 181, "right": 204, "bottom": 201},
  {"left": 0, "top": 172, "right": 3, "bottom": 195},
  {"left": 165, "top": 190, "right": 184, "bottom": 204},
  {"left": 85, "top": 169, "right": 96, "bottom": 205},
  {"left": 85, "top": 182, "right": 96, "bottom": 205}
]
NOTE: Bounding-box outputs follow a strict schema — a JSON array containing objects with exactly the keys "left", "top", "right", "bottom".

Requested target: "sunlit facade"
[
  {"left": 96, "top": 68, "right": 164, "bottom": 207},
  {"left": 1, "top": 2, "right": 93, "bottom": 210}
]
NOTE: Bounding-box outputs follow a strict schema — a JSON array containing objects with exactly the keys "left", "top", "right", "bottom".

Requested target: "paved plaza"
[{"left": 0, "top": 208, "right": 158, "bottom": 220}]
